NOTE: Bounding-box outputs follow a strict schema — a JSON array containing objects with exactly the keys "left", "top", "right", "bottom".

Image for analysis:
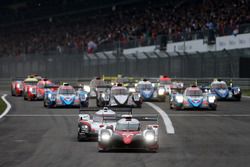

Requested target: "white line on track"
[
  {"left": 0, "top": 94, "right": 12, "bottom": 119},
  {"left": 145, "top": 102, "right": 175, "bottom": 134}
]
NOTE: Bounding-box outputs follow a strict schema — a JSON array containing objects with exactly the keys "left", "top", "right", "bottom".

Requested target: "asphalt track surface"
[{"left": 1, "top": 91, "right": 250, "bottom": 167}]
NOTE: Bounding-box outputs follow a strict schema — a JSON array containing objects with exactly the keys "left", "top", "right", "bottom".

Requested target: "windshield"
[
  {"left": 93, "top": 115, "right": 116, "bottom": 123},
  {"left": 24, "top": 81, "right": 37, "bottom": 85},
  {"left": 112, "top": 88, "right": 128, "bottom": 95},
  {"left": 138, "top": 84, "right": 153, "bottom": 90},
  {"left": 211, "top": 83, "right": 227, "bottom": 89},
  {"left": 59, "top": 88, "right": 75, "bottom": 94},
  {"left": 160, "top": 80, "right": 171, "bottom": 84},
  {"left": 116, "top": 122, "right": 140, "bottom": 131},
  {"left": 185, "top": 89, "right": 203, "bottom": 96}
]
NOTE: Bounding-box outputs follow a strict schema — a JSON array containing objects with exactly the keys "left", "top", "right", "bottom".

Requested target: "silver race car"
[{"left": 97, "top": 84, "right": 142, "bottom": 108}]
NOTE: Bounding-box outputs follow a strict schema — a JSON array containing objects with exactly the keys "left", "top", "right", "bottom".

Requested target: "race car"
[
  {"left": 97, "top": 84, "right": 142, "bottom": 108},
  {"left": 23, "top": 77, "right": 39, "bottom": 101},
  {"left": 169, "top": 86, "right": 217, "bottom": 110},
  {"left": 209, "top": 80, "right": 241, "bottom": 101},
  {"left": 89, "top": 77, "right": 107, "bottom": 98},
  {"left": 11, "top": 78, "right": 24, "bottom": 96},
  {"left": 43, "top": 83, "right": 89, "bottom": 108},
  {"left": 36, "top": 79, "right": 56, "bottom": 100},
  {"left": 77, "top": 107, "right": 132, "bottom": 141},
  {"left": 136, "top": 80, "right": 166, "bottom": 102},
  {"left": 159, "top": 75, "right": 172, "bottom": 95},
  {"left": 98, "top": 114, "right": 159, "bottom": 152}
]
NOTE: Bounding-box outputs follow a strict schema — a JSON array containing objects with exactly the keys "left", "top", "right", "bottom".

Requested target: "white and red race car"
[
  {"left": 77, "top": 107, "right": 132, "bottom": 141},
  {"left": 98, "top": 114, "right": 159, "bottom": 152}
]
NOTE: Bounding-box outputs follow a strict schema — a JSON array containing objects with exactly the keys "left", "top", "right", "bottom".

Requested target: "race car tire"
[
  {"left": 43, "top": 101, "right": 47, "bottom": 107},
  {"left": 96, "top": 99, "right": 100, "bottom": 107},
  {"left": 11, "top": 88, "right": 15, "bottom": 96}
]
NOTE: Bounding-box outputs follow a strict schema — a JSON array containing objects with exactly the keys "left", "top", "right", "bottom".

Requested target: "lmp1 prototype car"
[
  {"left": 170, "top": 86, "right": 217, "bottom": 110},
  {"left": 97, "top": 84, "right": 142, "bottom": 108},
  {"left": 77, "top": 107, "right": 132, "bottom": 141},
  {"left": 11, "top": 78, "right": 24, "bottom": 96},
  {"left": 136, "top": 80, "right": 166, "bottom": 102},
  {"left": 44, "top": 83, "right": 89, "bottom": 108},
  {"left": 36, "top": 79, "right": 56, "bottom": 100},
  {"left": 209, "top": 80, "right": 241, "bottom": 101},
  {"left": 23, "top": 77, "right": 39, "bottom": 101},
  {"left": 98, "top": 114, "right": 159, "bottom": 152},
  {"left": 89, "top": 77, "right": 107, "bottom": 98}
]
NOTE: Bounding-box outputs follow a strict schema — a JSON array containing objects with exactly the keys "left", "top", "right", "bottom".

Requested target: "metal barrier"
[{"left": 1, "top": 48, "right": 250, "bottom": 79}]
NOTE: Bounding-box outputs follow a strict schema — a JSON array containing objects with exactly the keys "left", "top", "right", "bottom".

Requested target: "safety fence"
[{"left": 1, "top": 48, "right": 250, "bottom": 79}]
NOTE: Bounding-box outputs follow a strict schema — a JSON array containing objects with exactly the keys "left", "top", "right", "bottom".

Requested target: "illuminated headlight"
[
  {"left": 158, "top": 88, "right": 165, "bottom": 95},
  {"left": 145, "top": 132, "right": 155, "bottom": 142},
  {"left": 152, "top": 83, "right": 155, "bottom": 87},
  {"left": 81, "top": 125, "right": 88, "bottom": 130},
  {"left": 29, "top": 87, "right": 33, "bottom": 92},
  {"left": 16, "top": 84, "right": 20, "bottom": 88},
  {"left": 175, "top": 95, "right": 184, "bottom": 103},
  {"left": 234, "top": 88, "right": 240, "bottom": 94},
  {"left": 101, "top": 132, "right": 111, "bottom": 142},
  {"left": 101, "top": 93, "right": 106, "bottom": 98},
  {"left": 208, "top": 96, "right": 216, "bottom": 103},
  {"left": 83, "top": 85, "right": 91, "bottom": 93},
  {"left": 48, "top": 94, "right": 52, "bottom": 99},
  {"left": 129, "top": 88, "right": 136, "bottom": 93}
]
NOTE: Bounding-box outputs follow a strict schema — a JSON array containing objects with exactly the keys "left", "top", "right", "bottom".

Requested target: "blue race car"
[
  {"left": 210, "top": 80, "right": 241, "bottom": 101},
  {"left": 170, "top": 86, "right": 217, "bottom": 110},
  {"left": 44, "top": 83, "right": 89, "bottom": 108},
  {"left": 136, "top": 80, "right": 166, "bottom": 102}
]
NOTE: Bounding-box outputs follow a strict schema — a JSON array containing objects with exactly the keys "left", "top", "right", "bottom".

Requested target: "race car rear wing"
[
  {"left": 79, "top": 107, "right": 133, "bottom": 114},
  {"left": 102, "top": 114, "right": 159, "bottom": 122},
  {"left": 132, "top": 114, "right": 159, "bottom": 122}
]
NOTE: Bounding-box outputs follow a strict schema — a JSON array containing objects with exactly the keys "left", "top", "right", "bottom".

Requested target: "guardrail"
[{"left": 1, "top": 77, "right": 250, "bottom": 91}]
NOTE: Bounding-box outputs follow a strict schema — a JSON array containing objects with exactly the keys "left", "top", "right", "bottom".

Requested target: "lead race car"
[
  {"left": 77, "top": 107, "right": 132, "bottom": 141},
  {"left": 170, "top": 85, "right": 217, "bottom": 110},
  {"left": 209, "top": 80, "right": 241, "bottom": 101},
  {"left": 98, "top": 114, "right": 159, "bottom": 152},
  {"left": 44, "top": 83, "right": 89, "bottom": 108},
  {"left": 97, "top": 83, "right": 142, "bottom": 108}
]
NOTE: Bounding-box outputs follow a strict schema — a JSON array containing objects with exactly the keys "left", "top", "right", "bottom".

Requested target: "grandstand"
[
  {"left": 0, "top": 0, "right": 250, "bottom": 78},
  {"left": 0, "top": 0, "right": 249, "bottom": 56}
]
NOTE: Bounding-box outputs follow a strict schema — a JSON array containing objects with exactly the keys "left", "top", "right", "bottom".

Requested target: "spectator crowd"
[{"left": 0, "top": 0, "right": 249, "bottom": 56}]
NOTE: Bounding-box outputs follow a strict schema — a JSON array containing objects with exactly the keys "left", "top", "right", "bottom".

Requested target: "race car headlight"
[
  {"left": 158, "top": 88, "right": 165, "bottom": 95},
  {"left": 145, "top": 131, "right": 155, "bottom": 142},
  {"left": 29, "top": 87, "right": 33, "bottom": 92},
  {"left": 129, "top": 88, "right": 136, "bottom": 93},
  {"left": 48, "top": 93, "right": 52, "bottom": 99},
  {"left": 101, "top": 93, "right": 106, "bottom": 98},
  {"left": 175, "top": 95, "right": 184, "bottom": 103},
  {"left": 101, "top": 132, "right": 111, "bottom": 142},
  {"left": 81, "top": 125, "right": 88, "bottom": 130},
  {"left": 83, "top": 85, "right": 91, "bottom": 93},
  {"left": 208, "top": 96, "right": 216, "bottom": 103},
  {"left": 16, "top": 84, "right": 20, "bottom": 89},
  {"left": 234, "top": 88, "right": 240, "bottom": 94}
]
